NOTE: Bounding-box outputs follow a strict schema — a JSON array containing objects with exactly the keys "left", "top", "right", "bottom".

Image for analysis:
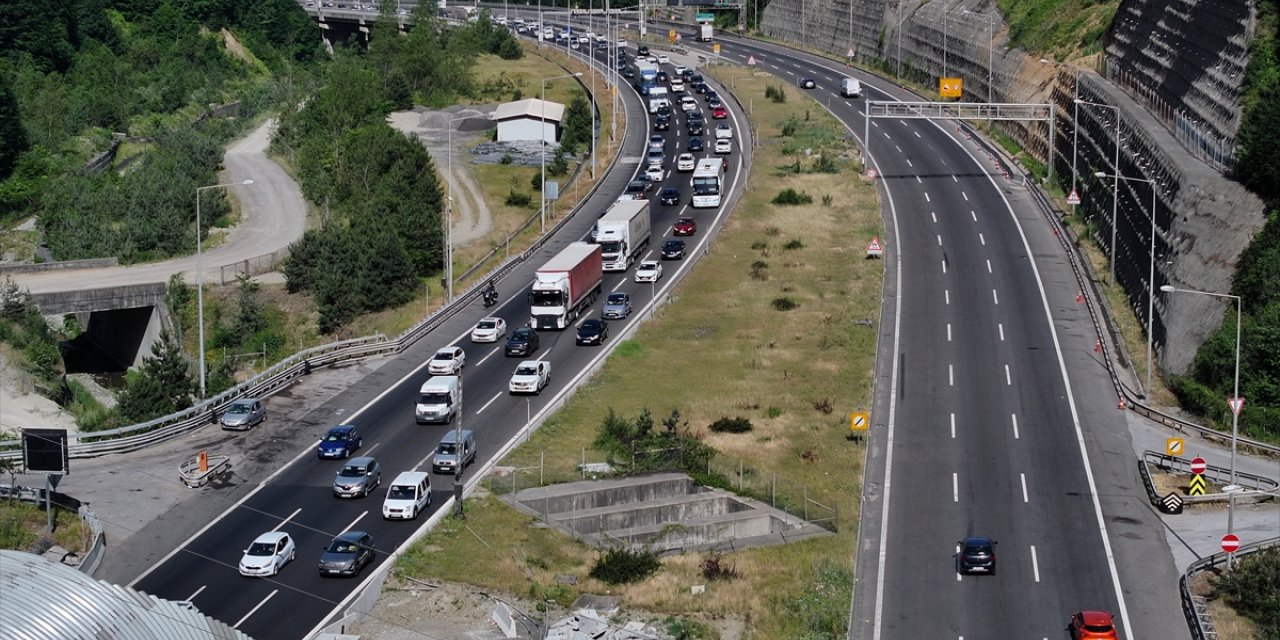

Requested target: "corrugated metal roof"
[
  {"left": 492, "top": 98, "right": 564, "bottom": 123},
  {"left": 0, "top": 550, "right": 253, "bottom": 640}
]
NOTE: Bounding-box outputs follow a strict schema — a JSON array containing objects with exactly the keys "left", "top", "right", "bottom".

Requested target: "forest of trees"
[{"left": 275, "top": 6, "right": 524, "bottom": 332}]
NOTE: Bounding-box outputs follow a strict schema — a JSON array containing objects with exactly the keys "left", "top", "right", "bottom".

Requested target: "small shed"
[{"left": 493, "top": 98, "right": 565, "bottom": 144}]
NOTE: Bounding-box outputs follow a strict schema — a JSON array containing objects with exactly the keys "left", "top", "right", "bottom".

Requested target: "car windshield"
[
  {"left": 432, "top": 352, "right": 454, "bottom": 361},
  {"left": 582, "top": 321, "right": 600, "bottom": 330},
  {"left": 640, "top": 264, "right": 655, "bottom": 271},
  {"left": 246, "top": 542, "right": 277, "bottom": 556},
  {"left": 327, "top": 541, "right": 358, "bottom": 554},
  {"left": 419, "top": 392, "right": 450, "bottom": 404},
  {"left": 324, "top": 431, "right": 348, "bottom": 442},
  {"left": 387, "top": 485, "right": 416, "bottom": 500},
  {"left": 437, "top": 442, "right": 458, "bottom": 455},
  {"left": 227, "top": 403, "right": 251, "bottom": 414},
  {"left": 607, "top": 294, "right": 627, "bottom": 304},
  {"left": 516, "top": 365, "right": 538, "bottom": 375},
  {"left": 339, "top": 465, "right": 366, "bottom": 477},
  {"left": 477, "top": 320, "right": 497, "bottom": 329}
]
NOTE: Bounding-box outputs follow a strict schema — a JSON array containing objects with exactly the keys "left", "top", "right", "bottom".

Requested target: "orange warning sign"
[{"left": 939, "top": 77, "right": 963, "bottom": 99}]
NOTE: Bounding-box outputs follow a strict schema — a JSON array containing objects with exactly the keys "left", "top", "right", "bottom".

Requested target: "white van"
[
  {"left": 382, "top": 471, "right": 431, "bottom": 520},
  {"left": 415, "top": 375, "right": 460, "bottom": 424},
  {"left": 840, "top": 78, "right": 862, "bottom": 98}
]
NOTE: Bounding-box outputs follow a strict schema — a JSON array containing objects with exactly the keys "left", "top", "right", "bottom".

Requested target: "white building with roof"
[
  {"left": 493, "top": 98, "right": 565, "bottom": 145},
  {"left": 0, "top": 549, "right": 253, "bottom": 640}
]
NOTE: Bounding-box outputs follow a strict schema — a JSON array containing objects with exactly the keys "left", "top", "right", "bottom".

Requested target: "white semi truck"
[
  {"left": 529, "top": 242, "right": 604, "bottom": 330},
  {"left": 596, "top": 200, "right": 652, "bottom": 271}
]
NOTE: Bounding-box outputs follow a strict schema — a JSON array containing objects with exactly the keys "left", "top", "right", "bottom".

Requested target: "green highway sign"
[{"left": 696, "top": 12, "right": 714, "bottom": 22}]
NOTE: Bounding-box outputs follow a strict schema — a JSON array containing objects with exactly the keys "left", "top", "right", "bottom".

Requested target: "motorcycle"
[{"left": 482, "top": 287, "right": 499, "bottom": 308}]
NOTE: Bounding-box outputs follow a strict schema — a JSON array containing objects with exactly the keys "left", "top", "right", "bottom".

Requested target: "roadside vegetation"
[
  {"left": 384, "top": 66, "right": 881, "bottom": 637},
  {"left": 1207, "top": 546, "right": 1280, "bottom": 639},
  {"left": 993, "top": 0, "right": 1120, "bottom": 59}
]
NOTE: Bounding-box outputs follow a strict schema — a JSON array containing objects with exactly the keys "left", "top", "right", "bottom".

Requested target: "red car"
[
  {"left": 712, "top": 105, "right": 728, "bottom": 119},
  {"left": 1068, "top": 611, "right": 1119, "bottom": 640},
  {"left": 673, "top": 217, "right": 697, "bottom": 236}
]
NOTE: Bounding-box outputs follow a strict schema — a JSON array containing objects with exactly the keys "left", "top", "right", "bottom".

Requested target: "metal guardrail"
[
  {"left": 0, "top": 482, "right": 106, "bottom": 576},
  {"left": 1138, "top": 450, "right": 1278, "bottom": 506},
  {"left": 1179, "top": 536, "right": 1280, "bottom": 640}
]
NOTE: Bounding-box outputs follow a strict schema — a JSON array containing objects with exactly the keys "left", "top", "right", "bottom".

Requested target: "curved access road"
[{"left": 12, "top": 117, "right": 306, "bottom": 294}]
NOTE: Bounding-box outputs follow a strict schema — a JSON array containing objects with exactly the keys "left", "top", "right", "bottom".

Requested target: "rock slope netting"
[{"left": 759, "top": 0, "right": 1266, "bottom": 375}]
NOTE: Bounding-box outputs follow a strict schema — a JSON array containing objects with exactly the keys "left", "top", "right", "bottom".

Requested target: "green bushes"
[
  {"left": 772, "top": 188, "right": 813, "bottom": 205},
  {"left": 772, "top": 297, "right": 798, "bottom": 311},
  {"left": 505, "top": 190, "right": 532, "bottom": 207},
  {"left": 1212, "top": 546, "right": 1280, "bottom": 635},
  {"left": 708, "top": 416, "right": 753, "bottom": 433},
  {"left": 593, "top": 408, "right": 713, "bottom": 472},
  {"left": 589, "top": 546, "right": 661, "bottom": 584},
  {"left": 765, "top": 84, "right": 787, "bottom": 103}
]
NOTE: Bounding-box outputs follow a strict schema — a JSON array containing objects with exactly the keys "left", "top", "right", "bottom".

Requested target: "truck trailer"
[
  {"left": 529, "top": 242, "right": 604, "bottom": 330},
  {"left": 698, "top": 24, "right": 713, "bottom": 42},
  {"left": 596, "top": 200, "right": 651, "bottom": 271}
]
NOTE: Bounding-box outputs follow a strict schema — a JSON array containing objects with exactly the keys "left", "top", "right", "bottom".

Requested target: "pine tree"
[{"left": 117, "top": 329, "right": 195, "bottom": 422}]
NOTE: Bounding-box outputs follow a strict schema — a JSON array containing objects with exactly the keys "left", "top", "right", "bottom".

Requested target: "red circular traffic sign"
[
  {"left": 1190, "top": 457, "right": 1207, "bottom": 474},
  {"left": 1222, "top": 534, "right": 1240, "bottom": 553}
]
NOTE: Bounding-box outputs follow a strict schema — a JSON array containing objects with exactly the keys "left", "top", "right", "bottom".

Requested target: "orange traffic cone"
[
  {"left": 1095, "top": 340, "right": 1102, "bottom": 353},
  {"left": 1077, "top": 291, "right": 1084, "bottom": 303},
  {"left": 1118, "top": 396, "right": 1127, "bottom": 410}
]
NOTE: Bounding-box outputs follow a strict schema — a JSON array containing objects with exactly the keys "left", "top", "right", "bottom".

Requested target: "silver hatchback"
[
  {"left": 332, "top": 456, "right": 381, "bottom": 498},
  {"left": 220, "top": 398, "right": 266, "bottom": 430}
]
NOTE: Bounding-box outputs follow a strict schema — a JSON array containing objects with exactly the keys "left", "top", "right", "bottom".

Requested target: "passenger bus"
[{"left": 690, "top": 158, "right": 725, "bottom": 208}]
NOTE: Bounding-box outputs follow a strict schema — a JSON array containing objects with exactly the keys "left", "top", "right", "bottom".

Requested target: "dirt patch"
[{"left": 220, "top": 28, "right": 253, "bottom": 64}]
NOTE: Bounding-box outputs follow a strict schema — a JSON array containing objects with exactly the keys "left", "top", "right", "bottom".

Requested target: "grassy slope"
[
  {"left": 388, "top": 66, "right": 883, "bottom": 636},
  {"left": 994, "top": 0, "right": 1121, "bottom": 58}
]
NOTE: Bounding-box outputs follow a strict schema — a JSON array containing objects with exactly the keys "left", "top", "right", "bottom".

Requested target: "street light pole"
[
  {"left": 1098, "top": 171, "right": 1159, "bottom": 398},
  {"left": 194, "top": 180, "right": 253, "bottom": 400},
  {"left": 1075, "top": 98, "right": 1121, "bottom": 284},
  {"left": 1071, "top": 73, "right": 1080, "bottom": 200},
  {"left": 1160, "top": 285, "right": 1242, "bottom": 487},
  {"left": 962, "top": 10, "right": 995, "bottom": 104},
  {"left": 540, "top": 72, "right": 582, "bottom": 235}
]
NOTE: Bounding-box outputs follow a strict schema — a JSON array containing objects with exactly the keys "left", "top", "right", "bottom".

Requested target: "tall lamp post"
[
  {"left": 962, "top": 10, "right": 995, "bottom": 104},
  {"left": 1097, "top": 171, "right": 1159, "bottom": 397},
  {"left": 1074, "top": 98, "right": 1121, "bottom": 284},
  {"left": 1160, "top": 284, "right": 1242, "bottom": 488},
  {"left": 195, "top": 180, "right": 254, "bottom": 400},
  {"left": 540, "top": 72, "right": 583, "bottom": 234},
  {"left": 445, "top": 114, "right": 474, "bottom": 303}
]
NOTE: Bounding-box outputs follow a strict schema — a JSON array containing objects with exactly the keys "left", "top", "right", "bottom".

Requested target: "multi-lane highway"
[
  {"left": 129, "top": 27, "right": 751, "bottom": 639},
  {"left": 646, "top": 21, "right": 1187, "bottom": 640}
]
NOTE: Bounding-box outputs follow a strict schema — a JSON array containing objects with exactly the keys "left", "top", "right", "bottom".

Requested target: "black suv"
[
  {"left": 661, "top": 238, "right": 686, "bottom": 260},
  {"left": 504, "top": 327, "right": 539, "bottom": 357},
  {"left": 637, "top": 44, "right": 650, "bottom": 56},
  {"left": 658, "top": 187, "right": 681, "bottom": 206},
  {"left": 687, "top": 120, "right": 705, "bottom": 136},
  {"left": 654, "top": 114, "right": 671, "bottom": 131}
]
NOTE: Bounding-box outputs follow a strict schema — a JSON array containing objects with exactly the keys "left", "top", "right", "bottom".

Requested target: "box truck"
[
  {"left": 596, "top": 200, "right": 651, "bottom": 271},
  {"left": 698, "top": 24, "right": 713, "bottom": 42},
  {"left": 529, "top": 242, "right": 604, "bottom": 329}
]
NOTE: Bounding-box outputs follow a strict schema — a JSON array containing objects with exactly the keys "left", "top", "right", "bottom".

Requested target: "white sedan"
[
  {"left": 634, "top": 260, "right": 663, "bottom": 283},
  {"left": 427, "top": 346, "right": 466, "bottom": 375},
  {"left": 470, "top": 317, "right": 507, "bottom": 343},
  {"left": 677, "top": 153, "right": 696, "bottom": 172},
  {"left": 239, "top": 531, "right": 296, "bottom": 577},
  {"left": 714, "top": 138, "right": 732, "bottom": 154},
  {"left": 657, "top": 54, "right": 670, "bottom": 64},
  {"left": 508, "top": 360, "right": 552, "bottom": 394},
  {"left": 715, "top": 123, "right": 734, "bottom": 139},
  {"left": 645, "top": 164, "right": 665, "bottom": 182}
]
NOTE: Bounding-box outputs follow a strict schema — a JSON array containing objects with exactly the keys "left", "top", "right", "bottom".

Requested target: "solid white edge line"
[{"left": 927, "top": 118, "right": 1135, "bottom": 635}]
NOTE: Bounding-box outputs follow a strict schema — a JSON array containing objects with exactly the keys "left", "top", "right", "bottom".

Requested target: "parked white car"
[
  {"left": 470, "top": 317, "right": 507, "bottom": 343},
  {"left": 427, "top": 346, "right": 465, "bottom": 375},
  {"left": 509, "top": 360, "right": 552, "bottom": 395},
  {"left": 239, "top": 531, "right": 296, "bottom": 577},
  {"left": 634, "top": 260, "right": 663, "bottom": 283},
  {"left": 677, "top": 153, "right": 696, "bottom": 172}
]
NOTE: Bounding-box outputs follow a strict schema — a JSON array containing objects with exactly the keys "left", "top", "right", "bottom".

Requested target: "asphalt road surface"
[{"left": 129, "top": 37, "right": 753, "bottom": 639}]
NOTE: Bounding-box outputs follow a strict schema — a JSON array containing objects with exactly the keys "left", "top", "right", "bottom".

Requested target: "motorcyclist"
[{"left": 483, "top": 281, "right": 498, "bottom": 304}]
